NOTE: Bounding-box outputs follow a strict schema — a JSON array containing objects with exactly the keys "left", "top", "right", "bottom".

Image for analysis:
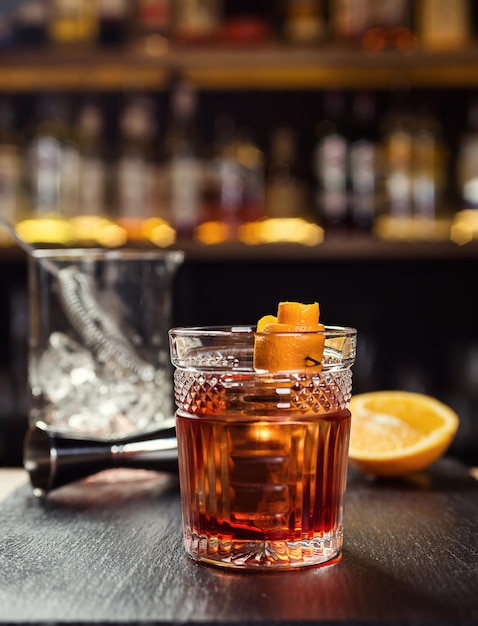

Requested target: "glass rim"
[
  {"left": 169, "top": 324, "right": 357, "bottom": 337},
  {"left": 30, "top": 248, "right": 185, "bottom": 262}
]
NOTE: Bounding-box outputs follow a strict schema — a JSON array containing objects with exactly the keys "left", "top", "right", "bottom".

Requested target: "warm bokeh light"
[
  {"left": 238, "top": 218, "right": 324, "bottom": 246},
  {"left": 195, "top": 220, "right": 231, "bottom": 245},
  {"left": 374, "top": 215, "right": 451, "bottom": 242},
  {"left": 142, "top": 217, "right": 176, "bottom": 247},
  {"left": 144, "top": 34, "right": 169, "bottom": 57},
  {"left": 70, "top": 216, "right": 127, "bottom": 247},
  {"left": 15, "top": 217, "right": 75, "bottom": 245},
  {"left": 450, "top": 209, "right": 478, "bottom": 245},
  {"left": 115, "top": 217, "right": 148, "bottom": 241}
]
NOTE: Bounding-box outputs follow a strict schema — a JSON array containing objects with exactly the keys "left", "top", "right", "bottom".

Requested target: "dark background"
[{"left": 2, "top": 250, "right": 477, "bottom": 468}]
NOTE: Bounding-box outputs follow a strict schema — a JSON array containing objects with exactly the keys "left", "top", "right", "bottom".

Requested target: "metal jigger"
[{"left": 23, "top": 420, "right": 179, "bottom": 497}]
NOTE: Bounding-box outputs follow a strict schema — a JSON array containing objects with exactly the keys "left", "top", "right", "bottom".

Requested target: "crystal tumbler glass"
[{"left": 169, "top": 324, "right": 357, "bottom": 570}]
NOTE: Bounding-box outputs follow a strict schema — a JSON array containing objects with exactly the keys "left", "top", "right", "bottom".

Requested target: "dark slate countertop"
[{"left": 1, "top": 458, "right": 477, "bottom": 625}]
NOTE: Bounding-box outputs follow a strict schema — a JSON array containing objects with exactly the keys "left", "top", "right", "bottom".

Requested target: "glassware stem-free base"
[{"left": 184, "top": 531, "right": 344, "bottom": 569}]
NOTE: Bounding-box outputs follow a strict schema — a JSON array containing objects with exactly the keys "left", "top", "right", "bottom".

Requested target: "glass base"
[{"left": 184, "top": 530, "right": 343, "bottom": 570}]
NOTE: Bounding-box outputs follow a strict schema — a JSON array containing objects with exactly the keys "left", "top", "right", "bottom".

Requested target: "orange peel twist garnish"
[{"left": 253, "top": 301, "right": 325, "bottom": 372}]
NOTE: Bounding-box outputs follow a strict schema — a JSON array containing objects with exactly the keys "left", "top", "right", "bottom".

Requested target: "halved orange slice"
[{"left": 349, "top": 391, "right": 460, "bottom": 477}]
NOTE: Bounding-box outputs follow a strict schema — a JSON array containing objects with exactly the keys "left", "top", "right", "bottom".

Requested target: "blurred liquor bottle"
[
  {"left": 265, "top": 126, "right": 308, "bottom": 219},
  {"left": 0, "top": 98, "right": 21, "bottom": 236},
  {"left": 349, "top": 92, "right": 378, "bottom": 233},
  {"left": 457, "top": 97, "right": 478, "bottom": 210},
  {"left": 13, "top": 0, "right": 49, "bottom": 46},
  {"left": 77, "top": 98, "right": 105, "bottom": 214},
  {"left": 363, "top": 0, "right": 415, "bottom": 51},
  {"left": 380, "top": 94, "right": 414, "bottom": 229},
  {"left": 220, "top": 0, "right": 270, "bottom": 45},
  {"left": 236, "top": 127, "right": 265, "bottom": 224},
  {"left": 115, "top": 94, "right": 157, "bottom": 240},
  {"left": 282, "top": 0, "right": 325, "bottom": 46},
  {"left": 134, "top": 0, "right": 172, "bottom": 45},
  {"left": 73, "top": 97, "right": 128, "bottom": 246},
  {"left": 58, "top": 96, "right": 81, "bottom": 220},
  {"left": 201, "top": 114, "right": 243, "bottom": 236},
  {"left": 49, "top": 0, "right": 98, "bottom": 46},
  {"left": 97, "top": 0, "right": 131, "bottom": 46},
  {"left": 416, "top": 0, "right": 470, "bottom": 50},
  {"left": 329, "top": 0, "right": 373, "bottom": 46},
  {"left": 18, "top": 94, "right": 75, "bottom": 243},
  {"left": 313, "top": 90, "right": 349, "bottom": 235},
  {"left": 75, "top": 99, "right": 106, "bottom": 216},
  {"left": 410, "top": 96, "right": 447, "bottom": 236},
  {"left": 173, "top": 0, "right": 222, "bottom": 44},
  {"left": 0, "top": 6, "right": 14, "bottom": 49},
  {"left": 163, "top": 79, "right": 203, "bottom": 238}
]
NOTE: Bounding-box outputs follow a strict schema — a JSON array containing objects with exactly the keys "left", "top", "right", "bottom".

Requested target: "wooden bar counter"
[{"left": 0, "top": 460, "right": 477, "bottom": 625}]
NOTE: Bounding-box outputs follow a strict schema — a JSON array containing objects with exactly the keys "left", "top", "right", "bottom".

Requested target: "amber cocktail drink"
[{"left": 169, "top": 324, "right": 357, "bottom": 570}]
